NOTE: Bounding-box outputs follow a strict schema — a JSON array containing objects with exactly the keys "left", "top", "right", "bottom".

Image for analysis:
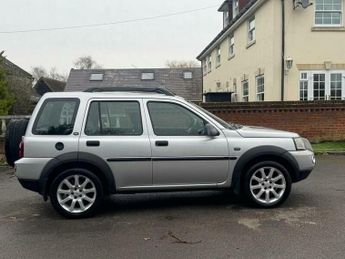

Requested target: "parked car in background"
[{"left": 8, "top": 87, "right": 315, "bottom": 218}]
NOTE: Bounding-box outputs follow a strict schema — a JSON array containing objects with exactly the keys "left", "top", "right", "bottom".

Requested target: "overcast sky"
[{"left": 1, "top": 0, "right": 221, "bottom": 75}]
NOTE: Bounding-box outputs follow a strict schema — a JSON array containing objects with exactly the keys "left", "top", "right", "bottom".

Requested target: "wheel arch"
[
  {"left": 39, "top": 152, "right": 116, "bottom": 200},
  {"left": 231, "top": 146, "right": 299, "bottom": 195}
]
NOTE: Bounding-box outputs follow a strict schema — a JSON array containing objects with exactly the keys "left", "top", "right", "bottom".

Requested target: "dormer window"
[
  {"left": 218, "top": 1, "right": 231, "bottom": 28},
  {"left": 233, "top": 0, "right": 239, "bottom": 18},
  {"left": 141, "top": 72, "right": 154, "bottom": 80},
  {"left": 89, "top": 73, "right": 103, "bottom": 81}
]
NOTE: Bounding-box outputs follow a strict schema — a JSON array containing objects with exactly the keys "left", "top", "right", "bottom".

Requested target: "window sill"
[
  {"left": 312, "top": 26, "right": 345, "bottom": 32},
  {"left": 228, "top": 54, "right": 235, "bottom": 61},
  {"left": 216, "top": 64, "right": 221, "bottom": 69},
  {"left": 246, "top": 40, "right": 256, "bottom": 49}
]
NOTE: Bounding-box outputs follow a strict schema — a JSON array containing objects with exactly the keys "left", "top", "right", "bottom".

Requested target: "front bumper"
[{"left": 288, "top": 150, "right": 315, "bottom": 182}]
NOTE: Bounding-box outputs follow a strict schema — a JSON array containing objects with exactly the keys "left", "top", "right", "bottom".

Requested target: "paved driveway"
[{"left": 0, "top": 155, "right": 344, "bottom": 259}]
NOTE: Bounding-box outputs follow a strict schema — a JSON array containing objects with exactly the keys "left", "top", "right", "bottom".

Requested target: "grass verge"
[{"left": 312, "top": 141, "right": 345, "bottom": 153}]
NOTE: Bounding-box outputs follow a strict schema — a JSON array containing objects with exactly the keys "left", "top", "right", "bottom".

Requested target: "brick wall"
[{"left": 201, "top": 101, "right": 345, "bottom": 142}]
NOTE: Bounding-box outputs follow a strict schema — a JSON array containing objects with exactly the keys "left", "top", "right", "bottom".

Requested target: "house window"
[
  {"left": 256, "top": 75, "right": 264, "bottom": 101},
  {"left": 242, "top": 80, "right": 249, "bottom": 102},
  {"left": 315, "top": 0, "right": 342, "bottom": 26},
  {"left": 216, "top": 46, "right": 221, "bottom": 66},
  {"left": 207, "top": 55, "right": 212, "bottom": 72},
  {"left": 330, "top": 73, "right": 342, "bottom": 100},
  {"left": 300, "top": 73, "right": 309, "bottom": 101},
  {"left": 233, "top": 0, "right": 239, "bottom": 18},
  {"left": 229, "top": 34, "right": 235, "bottom": 57},
  {"left": 313, "top": 73, "right": 326, "bottom": 100},
  {"left": 248, "top": 16, "right": 256, "bottom": 43},
  {"left": 89, "top": 73, "right": 103, "bottom": 81},
  {"left": 183, "top": 71, "right": 193, "bottom": 79},
  {"left": 299, "top": 70, "right": 344, "bottom": 100},
  {"left": 141, "top": 72, "right": 154, "bottom": 80},
  {"left": 202, "top": 60, "right": 207, "bottom": 75}
]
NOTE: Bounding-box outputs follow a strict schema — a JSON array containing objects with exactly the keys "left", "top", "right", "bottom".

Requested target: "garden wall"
[{"left": 201, "top": 101, "right": 345, "bottom": 142}]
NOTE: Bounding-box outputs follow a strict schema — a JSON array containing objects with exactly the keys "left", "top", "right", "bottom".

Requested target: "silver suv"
[{"left": 14, "top": 87, "right": 315, "bottom": 218}]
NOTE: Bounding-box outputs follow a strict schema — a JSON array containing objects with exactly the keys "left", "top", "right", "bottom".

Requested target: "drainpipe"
[{"left": 281, "top": 0, "right": 285, "bottom": 101}]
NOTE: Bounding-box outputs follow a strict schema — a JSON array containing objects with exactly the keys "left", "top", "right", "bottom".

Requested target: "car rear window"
[{"left": 32, "top": 98, "right": 79, "bottom": 135}]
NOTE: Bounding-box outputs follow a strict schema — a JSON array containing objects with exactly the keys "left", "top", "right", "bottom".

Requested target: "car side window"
[
  {"left": 33, "top": 98, "right": 79, "bottom": 135},
  {"left": 85, "top": 101, "right": 143, "bottom": 136},
  {"left": 147, "top": 102, "right": 207, "bottom": 136}
]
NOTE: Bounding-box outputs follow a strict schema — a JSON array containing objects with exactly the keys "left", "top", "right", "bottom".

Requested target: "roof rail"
[{"left": 83, "top": 87, "right": 175, "bottom": 96}]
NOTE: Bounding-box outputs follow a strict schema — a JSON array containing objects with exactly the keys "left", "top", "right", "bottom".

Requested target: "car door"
[
  {"left": 144, "top": 99, "right": 229, "bottom": 186},
  {"left": 78, "top": 99, "right": 152, "bottom": 189}
]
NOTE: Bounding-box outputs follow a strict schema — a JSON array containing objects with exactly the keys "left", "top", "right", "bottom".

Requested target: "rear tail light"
[{"left": 19, "top": 141, "right": 24, "bottom": 159}]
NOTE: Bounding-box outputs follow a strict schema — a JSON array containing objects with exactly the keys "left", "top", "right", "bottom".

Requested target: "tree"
[
  {"left": 31, "top": 66, "right": 67, "bottom": 82},
  {"left": 31, "top": 66, "right": 47, "bottom": 81},
  {"left": 73, "top": 56, "right": 102, "bottom": 69},
  {"left": 165, "top": 60, "right": 200, "bottom": 68},
  {"left": 0, "top": 67, "right": 15, "bottom": 116}
]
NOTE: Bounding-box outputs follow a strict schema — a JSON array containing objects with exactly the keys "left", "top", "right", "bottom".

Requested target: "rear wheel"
[
  {"left": 49, "top": 168, "right": 103, "bottom": 218},
  {"left": 243, "top": 161, "right": 292, "bottom": 208}
]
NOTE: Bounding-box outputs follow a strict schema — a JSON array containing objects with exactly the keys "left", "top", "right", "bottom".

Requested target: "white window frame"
[
  {"left": 248, "top": 16, "right": 256, "bottom": 43},
  {"left": 207, "top": 55, "right": 212, "bottom": 73},
  {"left": 330, "top": 73, "right": 343, "bottom": 100},
  {"left": 216, "top": 46, "right": 221, "bottom": 67},
  {"left": 299, "top": 70, "right": 345, "bottom": 100},
  {"left": 233, "top": 0, "right": 239, "bottom": 18},
  {"left": 299, "top": 72, "right": 309, "bottom": 101},
  {"left": 228, "top": 34, "right": 235, "bottom": 58},
  {"left": 202, "top": 60, "right": 207, "bottom": 75},
  {"left": 315, "top": 0, "right": 343, "bottom": 27},
  {"left": 242, "top": 80, "right": 249, "bottom": 102},
  {"left": 256, "top": 75, "right": 264, "bottom": 101}
]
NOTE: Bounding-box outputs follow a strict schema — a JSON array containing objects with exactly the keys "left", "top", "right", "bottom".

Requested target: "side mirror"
[{"left": 205, "top": 124, "right": 220, "bottom": 137}]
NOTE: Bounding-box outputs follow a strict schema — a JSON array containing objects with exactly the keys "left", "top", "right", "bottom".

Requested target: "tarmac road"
[{"left": 0, "top": 155, "right": 344, "bottom": 259}]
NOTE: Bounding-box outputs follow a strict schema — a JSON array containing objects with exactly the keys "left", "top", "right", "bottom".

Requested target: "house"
[
  {"left": 0, "top": 52, "right": 34, "bottom": 114},
  {"left": 65, "top": 68, "right": 202, "bottom": 101},
  {"left": 34, "top": 77, "right": 66, "bottom": 97},
  {"left": 197, "top": 0, "right": 345, "bottom": 102}
]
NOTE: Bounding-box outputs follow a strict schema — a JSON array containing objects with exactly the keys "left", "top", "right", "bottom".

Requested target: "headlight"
[
  {"left": 293, "top": 137, "right": 313, "bottom": 151},
  {"left": 294, "top": 137, "right": 306, "bottom": 150}
]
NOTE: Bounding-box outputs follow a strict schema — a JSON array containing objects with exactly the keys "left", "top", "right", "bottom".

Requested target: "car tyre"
[
  {"left": 5, "top": 119, "right": 29, "bottom": 167},
  {"left": 49, "top": 168, "right": 103, "bottom": 219},
  {"left": 243, "top": 161, "right": 292, "bottom": 208}
]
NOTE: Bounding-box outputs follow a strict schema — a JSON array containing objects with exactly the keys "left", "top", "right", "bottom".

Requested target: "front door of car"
[
  {"left": 78, "top": 99, "right": 152, "bottom": 189},
  {"left": 144, "top": 100, "right": 229, "bottom": 186}
]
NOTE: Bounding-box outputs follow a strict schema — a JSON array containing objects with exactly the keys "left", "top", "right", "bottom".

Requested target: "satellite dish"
[
  {"left": 301, "top": 0, "right": 312, "bottom": 8},
  {"left": 293, "top": 0, "right": 313, "bottom": 9}
]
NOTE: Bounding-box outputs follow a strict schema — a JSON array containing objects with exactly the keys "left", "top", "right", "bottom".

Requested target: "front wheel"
[
  {"left": 243, "top": 161, "right": 292, "bottom": 208},
  {"left": 49, "top": 168, "right": 103, "bottom": 218}
]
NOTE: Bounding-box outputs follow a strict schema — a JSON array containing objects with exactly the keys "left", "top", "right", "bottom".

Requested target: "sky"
[{"left": 1, "top": 0, "right": 222, "bottom": 76}]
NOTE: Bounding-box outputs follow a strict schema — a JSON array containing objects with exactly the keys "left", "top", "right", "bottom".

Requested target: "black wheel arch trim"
[
  {"left": 39, "top": 152, "right": 116, "bottom": 200},
  {"left": 231, "top": 146, "right": 299, "bottom": 195}
]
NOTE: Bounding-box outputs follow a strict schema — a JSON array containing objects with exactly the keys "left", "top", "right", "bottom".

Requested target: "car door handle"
[
  {"left": 86, "top": 140, "right": 100, "bottom": 147},
  {"left": 155, "top": 140, "right": 169, "bottom": 147}
]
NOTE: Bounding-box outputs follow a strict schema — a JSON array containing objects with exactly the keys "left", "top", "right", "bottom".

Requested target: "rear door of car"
[{"left": 78, "top": 98, "right": 152, "bottom": 189}]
